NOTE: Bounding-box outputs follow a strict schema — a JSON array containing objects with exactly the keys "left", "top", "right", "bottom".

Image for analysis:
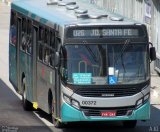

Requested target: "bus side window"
[
  {"left": 44, "top": 28, "right": 50, "bottom": 45},
  {"left": 21, "top": 17, "right": 27, "bottom": 51},
  {"left": 44, "top": 47, "right": 50, "bottom": 64},
  {"left": 49, "top": 49, "right": 54, "bottom": 67},
  {"left": 38, "top": 26, "right": 44, "bottom": 61},
  {"left": 39, "top": 42, "right": 43, "bottom": 61},
  {"left": 10, "top": 11, "right": 17, "bottom": 45},
  {"left": 26, "top": 20, "right": 32, "bottom": 54},
  {"left": 50, "top": 30, "right": 55, "bottom": 66},
  {"left": 44, "top": 28, "right": 50, "bottom": 64},
  {"left": 50, "top": 30, "right": 55, "bottom": 49}
]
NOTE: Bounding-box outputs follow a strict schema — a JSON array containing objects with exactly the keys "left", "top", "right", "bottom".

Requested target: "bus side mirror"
[
  {"left": 55, "top": 52, "right": 60, "bottom": 67},
  {"left": 150, "top": 47, "right": 156, "bottom": 61}
]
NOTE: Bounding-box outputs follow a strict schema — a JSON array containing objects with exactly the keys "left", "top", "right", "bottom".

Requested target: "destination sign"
[{"left": 67, "top": 28, "right": 144, "bottom": 38}]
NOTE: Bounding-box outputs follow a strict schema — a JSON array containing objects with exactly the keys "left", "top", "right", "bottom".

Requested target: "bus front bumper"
[{"left": 61, "top": 102, "right": 150, "bottom": 122}]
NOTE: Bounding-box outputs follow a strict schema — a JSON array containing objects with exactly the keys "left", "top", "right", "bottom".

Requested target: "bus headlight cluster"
[
  {"left": 71, "top": 100, "right": 80, "bottom": 109},
  {"left": 136, "top": 98, "right": 143, "bottom": 108},
  {"left": 63, "top": 94, "right": 80, "bottom": 109},
  {"left": 144, "top": 94, "right": 150, "bottom": 101},
  {"left": 136, "top": 93, "right": 150, "bottom": 108},
  {"left": 63, "top": 94, "right": 71, "bottom": 104}
]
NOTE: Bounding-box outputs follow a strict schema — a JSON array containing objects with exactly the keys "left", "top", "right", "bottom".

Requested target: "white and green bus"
[{"left": 9, "top": 0, "right": 156, "bottom": 128}]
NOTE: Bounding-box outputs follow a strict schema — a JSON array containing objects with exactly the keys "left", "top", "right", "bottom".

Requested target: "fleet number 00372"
[{"left": 81, "top": 101, "right": 96, "bottom": 106}]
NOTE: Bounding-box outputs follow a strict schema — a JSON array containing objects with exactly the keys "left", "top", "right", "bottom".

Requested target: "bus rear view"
[{"left": 58, "top": 25, "right": 155, "bottom": 128}]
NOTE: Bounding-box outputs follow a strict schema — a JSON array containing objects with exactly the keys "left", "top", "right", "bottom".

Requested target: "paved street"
[
  {"left": 0, "top": 2, "right": 52, "bottom": 132},
  {"left": 0, "top": 79, "right": 52, "bottom": 132},
  {"left": 0, "top": 1, "right": 160, "bottom": 132}
]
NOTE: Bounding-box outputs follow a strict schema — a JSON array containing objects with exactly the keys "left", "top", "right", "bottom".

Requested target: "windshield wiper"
[
  {"left": 85, "top": 45, "right": 106, "bottom": 76},
  {"left": 97, "top": 45, "right": 106, "bottom": 76},
  {"left": 113, "top": 39, "right": 130, "bottom": 78},
  {"left": 85, "top": 45, "right": 98, "bottom": 63},
  {"left": 121, "top": 39, "right": 131, "bottom": 56},
  {"left": 121, "top": 39, "right": 131, "bottom": 73}
]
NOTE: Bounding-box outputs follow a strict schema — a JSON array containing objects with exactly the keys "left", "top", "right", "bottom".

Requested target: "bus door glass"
[
  {"left": 9, "top": 11, "right": 17, "bottom": 90},
  {"left": 32, "top": 25, "right": 38, "bottom": 102},
  {"left": 17, "top": 17, "right": 22, "bottom": 92}
]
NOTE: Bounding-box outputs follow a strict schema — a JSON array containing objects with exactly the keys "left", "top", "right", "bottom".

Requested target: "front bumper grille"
[
  {"left": 81, "top": 106, "right": 135, "bottom": 117},
  {"left": 76, "top": 87, "right": 138, "bottom": 97},
  {"left": 74, "top": 81, "right": 149, "bottom": 97}
]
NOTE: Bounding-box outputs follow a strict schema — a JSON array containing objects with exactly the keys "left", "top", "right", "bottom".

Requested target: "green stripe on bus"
[
  {"left": 12, "top": 4, "right": 29, "bottom": 16},
  {"left": 11, "top": 3, "right": 48, "bottom": 24},
  {"left": 61, "top": 102, "right": 150, "bottom": 122}
]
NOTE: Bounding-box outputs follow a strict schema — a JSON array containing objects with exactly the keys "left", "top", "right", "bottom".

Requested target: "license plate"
[{"left": 101, "top": 111, "right": 116, "bottom": 117}]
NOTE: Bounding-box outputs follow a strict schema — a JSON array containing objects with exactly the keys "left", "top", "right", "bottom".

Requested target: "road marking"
[
  {"left": 33, "top": 112, "right": 54, "bottom": 127},
  {"left": 153, "top": 105, "right": 160, "bottom": 109},
  {"left": 0, "top": 1, "right": 54, "bottom": 129},
  {"left": 6, "top": 82, "right": 54, "bottom": 128}
]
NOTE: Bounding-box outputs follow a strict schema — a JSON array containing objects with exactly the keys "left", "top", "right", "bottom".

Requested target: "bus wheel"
[
  {"left": 122, "top": 120, "right": 137, "bottom": 128},
  {"left": 22, "top": 82, "right": 33, "bottom": 111},
  {"left": 51, "top": 100, "right": 64, "bottom": 128}
]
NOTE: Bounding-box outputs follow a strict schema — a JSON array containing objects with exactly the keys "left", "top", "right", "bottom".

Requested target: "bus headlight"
[
  {"left": 63, "top": 94, "right": 71, "bottom": 104},
  {"left": 136, "top": 98, "right": 143, "bottom": 108},
  {"left": 71, "top": 99, "right": 80, "bottom": 110},
  {"left": 63, "top": 94, "right": 80, "bottom": 109},
  {"left": 144, "top": 94, "right": 150, "bottom": 102},
  {"left": 136, "top": 93, "right": 150, "bottom": 108}
]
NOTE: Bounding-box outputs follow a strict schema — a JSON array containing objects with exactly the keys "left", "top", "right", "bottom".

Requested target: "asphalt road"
[
  {"left": 0, "top": 1, "right": 160, "bottom": 132},
  {"left": 0, "top": 79, "right": 52, "bottom": 132},
  {"left": 0, "top": 76, "right": 160, "bottom": 132},
  {"left": 0, "top": 1, "right": 52, "bottom": 132}
]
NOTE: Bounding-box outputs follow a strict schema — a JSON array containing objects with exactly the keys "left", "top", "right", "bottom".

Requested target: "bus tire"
[
  {"left": 51, "top": 99, "right": 64, "bottom": 128},
  {"left": 22, "top": 80, "right": 33, "bottom": 111},
  {"left": 122, "top": 120, "right": 137, "bottom": 128}
]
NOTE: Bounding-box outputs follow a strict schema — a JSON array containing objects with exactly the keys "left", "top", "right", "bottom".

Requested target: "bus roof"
[{"left": 12, "top": 0, "right": 141, "bottom": 27}]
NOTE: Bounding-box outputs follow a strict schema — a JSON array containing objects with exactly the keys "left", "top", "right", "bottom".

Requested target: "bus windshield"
[{"left": 60, "top": 44, "right": 149, "bottom": 85}]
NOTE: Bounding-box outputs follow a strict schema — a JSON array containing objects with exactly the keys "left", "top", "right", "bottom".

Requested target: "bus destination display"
[{"left": 67, "top": 28, "right": 143, "bottom": 38}]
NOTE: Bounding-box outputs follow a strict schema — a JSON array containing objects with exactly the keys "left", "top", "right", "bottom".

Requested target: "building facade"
[{"left": 90, "top": 0, "right": 160, "bottom": 74}]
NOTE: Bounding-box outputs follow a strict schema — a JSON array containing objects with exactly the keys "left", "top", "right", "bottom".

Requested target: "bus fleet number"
[{"left": 82, "top": 101, "right": 96, "bottom": 106}]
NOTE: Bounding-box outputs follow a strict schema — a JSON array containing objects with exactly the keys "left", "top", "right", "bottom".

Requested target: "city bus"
[{"left": 9, "top": 0, "right": 156, "bottom": 128}]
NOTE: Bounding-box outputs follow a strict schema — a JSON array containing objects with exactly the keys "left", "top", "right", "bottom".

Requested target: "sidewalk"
[
  {"left": 0, "top": 1, "right": 10, "bottom": 83},
  {"left": 151, "top": 75, "right": 160, "bottom": 104}
]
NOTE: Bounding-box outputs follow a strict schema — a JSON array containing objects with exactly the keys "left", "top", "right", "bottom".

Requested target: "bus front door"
[
  {"left": 32, "top": 25, "right": 38, "bottom": 103},
  {"left": 16, "top": 17, "right": 22, "bottom": 93}
]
